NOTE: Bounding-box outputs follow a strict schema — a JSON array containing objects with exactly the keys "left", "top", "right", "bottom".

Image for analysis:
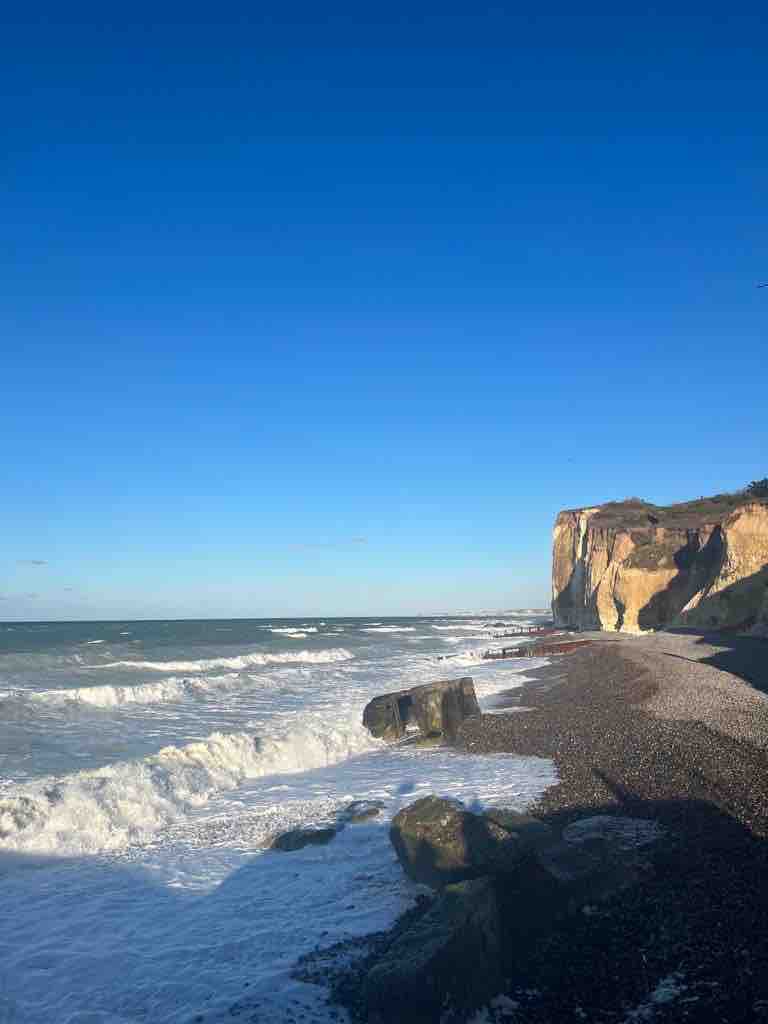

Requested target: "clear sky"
[{"left": 2, "top": 4, "right": 767, "bottom": 621}]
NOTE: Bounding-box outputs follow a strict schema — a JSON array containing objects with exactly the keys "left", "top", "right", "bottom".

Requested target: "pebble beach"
[{"left": 457, "top": 631, "right": 768, "bottom": 1022}]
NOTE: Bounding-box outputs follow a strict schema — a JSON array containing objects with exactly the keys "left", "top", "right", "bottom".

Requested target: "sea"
[{"left": 0, "top": 613, "right": 558, "bottom": 1024}]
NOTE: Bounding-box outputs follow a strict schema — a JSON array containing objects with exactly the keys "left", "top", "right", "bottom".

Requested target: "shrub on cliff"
[{"left": 746, "top": 478, "right": 768, "bottom": 499}]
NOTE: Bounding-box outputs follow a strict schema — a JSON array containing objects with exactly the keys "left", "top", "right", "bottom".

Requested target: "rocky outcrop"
[
  {"left": 552, "top": 494, "right": 768, "bottom": 635},
  {"left": 362, "top": 678, "right": 480, "bottom": 743},
  {"left": 360, "top": 799, "right": 657, "bottom": 1023},
  {"left": 390, "top": 796, "right": 554, "bottom": 887},
  {"left": 363, "top": 877, "right": 502, "bottom": 1024}
]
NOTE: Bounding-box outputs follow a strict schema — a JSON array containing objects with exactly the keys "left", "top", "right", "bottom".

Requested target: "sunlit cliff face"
[{"left": 552, "top": 499, "right": 768, "bottom": 636}]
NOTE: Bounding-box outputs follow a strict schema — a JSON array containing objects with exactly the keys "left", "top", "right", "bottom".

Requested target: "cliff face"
[{"left": 552, "top": 495, "right": 768, "bottom": 635}]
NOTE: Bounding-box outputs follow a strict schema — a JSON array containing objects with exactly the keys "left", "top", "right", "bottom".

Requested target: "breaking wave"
[
  {"left": 362, "top": 626, "right": 416, "bottom": 633},
  {"left": 97, "top": 648, "right": 354, "bottom": 673},
  {"left": 0, "top": 717, "right": 380, "bottom": 855},
  {"left": 269, "top": 627, "right": 318, "bottom": 635},
  {"left": 431, "top": 623, "right": 487, "bottom": 631},
  {"left": 433, "top": 649, "right": 488, "bottom": 667},
  {"left": 17, "top": 673, "right": 245, "bottom": 709}
]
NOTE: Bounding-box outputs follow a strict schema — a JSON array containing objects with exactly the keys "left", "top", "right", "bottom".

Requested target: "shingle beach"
[{"left": 458, "top": 631, "right": 768, "bottom": 1022}]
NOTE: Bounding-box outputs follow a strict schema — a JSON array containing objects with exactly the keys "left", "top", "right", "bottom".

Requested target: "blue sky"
[{"left": 2, "top": 4, "right": 767, "bottom": 620}]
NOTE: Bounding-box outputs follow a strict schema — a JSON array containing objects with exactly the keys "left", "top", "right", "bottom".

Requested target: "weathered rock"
[
  {"left": 482, "top": 807, "right": 558, "bottom": 855},
  {"left": 269, "top": 826, "right": 338, "bottom": 851},
  {"left": 552, "top": 495, "right": 768, "bottom": 635},
  {"left": 362, "top": 693, "right": 405, "bottom": 742},
  {"left": 531, "top": 838, "right": 646, "bottom": 916},
  {"left": 367, "top": 805, "right": 660, "bottom": 1020},
  {"left": 341, "top": 799, "right": 384, "bottom": 823},
  {"left": 362, "top": 677, "right": 480, "bottom": 743},
  {"left": 389, "top": 796, "right": 554, "bottom": 887},
  {"left": 532, "top": 815, "right": 657, "bottom": 909},
  {"left": 363, "top": 877, "right": 502, "bottom": 1024}
]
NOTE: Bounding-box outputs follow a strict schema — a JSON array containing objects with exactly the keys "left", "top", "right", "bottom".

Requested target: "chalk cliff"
[{"left": 552, "top": 494, "right": 768, "bottom": 635}]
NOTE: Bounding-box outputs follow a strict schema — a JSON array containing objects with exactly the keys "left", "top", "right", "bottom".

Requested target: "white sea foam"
[
  {"left": 0, "top": 745, "right": 557, "bottom": 1024},
  {"left": 362, "top": 626, "right": 416, "bottom": 633},
  {"left": 22, "top": 672, "right": 245, "bottom": 709},
  {"left": 431, "top": 623, "right": 486, "bottom": 630},
  {"left": 434, "top": 649, "right": 489, "bottom": 667},
  {"left": 270, "top": 627, "right": 318, "bottom": 635},
  {"left": 97, "top": 647, "right": 353, "bottom": 673},
  {"left": 0, "top": 717, "right": 380, "bottom": 856},
  {"left": 0, "top": 617, "right": 562, "bottom": 1024}
]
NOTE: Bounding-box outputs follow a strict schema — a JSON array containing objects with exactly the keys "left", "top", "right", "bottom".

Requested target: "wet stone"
[
  {"left": 269, "top": 826, "right": 339, "bottom": 852},
  {"left": 363, "top": 877, "right": 502, "bottom": 1024},
  {"left": 342, "top": 800, "right": 385, "bottom": 823}
]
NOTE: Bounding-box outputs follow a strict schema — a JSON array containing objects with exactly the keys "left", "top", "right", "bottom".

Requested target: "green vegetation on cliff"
[{"left": 575, "top": 485, "right": 767, "bottom": 532}]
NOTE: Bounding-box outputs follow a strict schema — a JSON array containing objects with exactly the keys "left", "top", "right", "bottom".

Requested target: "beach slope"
[{"left": 457, "top": 631, "right": 768, "bottom": 1022}]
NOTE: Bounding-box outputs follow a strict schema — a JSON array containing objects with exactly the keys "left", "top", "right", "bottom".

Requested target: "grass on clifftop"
[{"left": 570, "top": 488, "right": 768, "bottom": 531}]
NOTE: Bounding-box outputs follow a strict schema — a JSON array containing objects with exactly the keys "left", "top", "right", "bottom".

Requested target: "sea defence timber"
[
  {"left": 487, "top": 625, "right": 565, "bottom": 639},
  {"left": 481, "top": 637, "right": 615, "bottom": 660}
]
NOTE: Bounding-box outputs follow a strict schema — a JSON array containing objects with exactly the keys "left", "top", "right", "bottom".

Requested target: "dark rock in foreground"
[
  {"left": 270, "top": 798, "right": 388, "bottom": 851},
  {"left": 269, "top": 826, "right": 338, "bottom": 851},
  {"left": 341, "top": 799, "right": 385, "bottom": 823},
  {"left": 389, "top": 795, "right": 555, "bottom": 887},
  {"left": 362, "top": 677, "right": 480, "bottom": 743},
  {"left": 533, "top": 837, "right": 645, "bottom": 912},
  {"left": 363, "top": 877, "right": 501, "bottom": 1024},
  {"left": 317, "top": 795, "right": 660, "bottom": 1023}
]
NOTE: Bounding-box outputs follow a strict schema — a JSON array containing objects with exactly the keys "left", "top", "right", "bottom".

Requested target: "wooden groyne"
[
  {"left": 484, "top": 623, "right": 558, "bottom": 636},
  {"left": 481, "top": 638, "right": 596, "bottom": 660},
  {"left": 489, "top": 627, "right": 566, "bottom": 640}
]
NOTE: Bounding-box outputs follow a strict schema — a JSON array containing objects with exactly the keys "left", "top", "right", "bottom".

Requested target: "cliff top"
[{"left": 562, "top": 491, "right": 768, "bottom": 531}]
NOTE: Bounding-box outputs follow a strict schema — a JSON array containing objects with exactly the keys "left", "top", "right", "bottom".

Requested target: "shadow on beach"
[
  {"left": 494, "top": 788, "right": 768, "bottom": 1023},
  {"left": 312, "top": 782, "right": 768, "bottom": 1024},
  {"left": 653, "top": 626, "right": 768, "bottom": 693},
  {"left": 447, "top": 640, "right": 768, "bottom": 1021}
]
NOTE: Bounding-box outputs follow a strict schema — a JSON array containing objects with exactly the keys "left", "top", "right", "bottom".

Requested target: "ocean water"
[{"left": 0, "top": 614, "right": 557, "bottom": 1024}]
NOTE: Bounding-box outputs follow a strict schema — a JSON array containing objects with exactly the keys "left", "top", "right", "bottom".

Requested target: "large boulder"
[
  {"left": 362, "top": 692, "right": 406, "bottom": 742},
  {"left": 390, "top": 796, "right": 554, "bottom": 888},
  {"left": 364, "top": 803, "right": 659, "bottom": 1021},
  {"left": 363, "top": 877, "right": 502, "bottom": 1024},
  {"left": 363, "top": 678, "right": 480, "bottom": 743}
]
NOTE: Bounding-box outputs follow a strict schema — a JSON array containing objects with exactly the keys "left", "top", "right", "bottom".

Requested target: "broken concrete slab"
[{"left": 362, "top": 677, "right": 480, "bottom": 743}]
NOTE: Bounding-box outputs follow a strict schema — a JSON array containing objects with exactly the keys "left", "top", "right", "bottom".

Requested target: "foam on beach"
[
  {"left": 0, "top": 715, "right": 382, "bottom": 856},
  {"left": 0, "top": 741, "right": 556, "bottom": 1023},
  {"left": 0, "top": 612, "right": 557, "bottom": 1023}
]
